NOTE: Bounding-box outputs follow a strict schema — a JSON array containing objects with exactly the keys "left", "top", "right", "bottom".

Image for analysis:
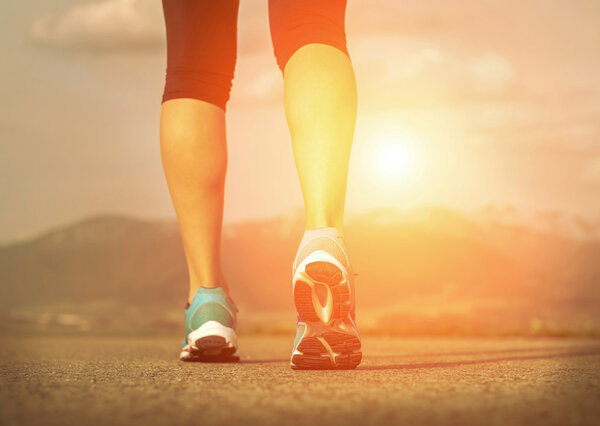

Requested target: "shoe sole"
[
  {"left": 292, "top": 251, "right": 362, "bottom": 370},
  {"left": 181, "top": 320, "right": 239, "bottom": 362}
]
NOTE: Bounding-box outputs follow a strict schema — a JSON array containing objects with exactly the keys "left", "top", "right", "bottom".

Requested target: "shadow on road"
[
  {"left": 366, "top": 345, "right": 599, "bottom": 359},
  {"left": 240, "top": 359, "right": 288, "bottom": 364},
  {"left": 358, "top": 348, "right": 600, "bottom": 371}
]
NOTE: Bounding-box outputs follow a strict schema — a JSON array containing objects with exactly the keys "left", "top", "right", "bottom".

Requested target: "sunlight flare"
[{"left": 370, "top": 126, "right": 422, "bottom": 184}]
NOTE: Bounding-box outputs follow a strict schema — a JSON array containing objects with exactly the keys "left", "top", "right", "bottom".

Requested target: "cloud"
[
  {"left": 28, "top": 0, "right": 164, "bottom": 52},
  {"left": 468, "top": 52, "right": 515, "bottom": 94},
  {"left": 581, "top": 158, "right": 600, "bottom": 184},
  {"left": 229, "top": 51, "right": 283, "bottom": 105},
  {"left": 350, "top": 34, "right": 517, "bottom": 105},
  {"left": 351, "top": 35, "right": 447, "bottom": 81}
]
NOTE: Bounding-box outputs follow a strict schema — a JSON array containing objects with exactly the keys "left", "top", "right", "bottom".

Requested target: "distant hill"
[
  {"left": 0, "top": 215, "right": 186, "bottom": 309},
  {"left": 1, "top": 207, "right": 599, "bottom": 335}
]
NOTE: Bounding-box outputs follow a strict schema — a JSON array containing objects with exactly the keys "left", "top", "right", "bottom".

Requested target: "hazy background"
[{"left": 1, "top": 0, "right": 599, "bottom": 336}]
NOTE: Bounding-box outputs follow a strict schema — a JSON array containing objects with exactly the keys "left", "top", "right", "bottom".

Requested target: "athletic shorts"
[{"left": 161, "top": 0, "right": 349, "bottom": 111}]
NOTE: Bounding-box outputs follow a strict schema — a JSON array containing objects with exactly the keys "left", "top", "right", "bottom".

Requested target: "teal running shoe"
[
  {"left": 290, "top": 228, "right": 362, "bottom": 369},
  {"left": 179, "top": 287, "right": 239, "bottom": 362}
]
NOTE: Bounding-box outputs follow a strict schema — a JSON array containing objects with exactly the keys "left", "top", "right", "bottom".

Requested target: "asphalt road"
[{"left": 1, "top": 335, "right": 599, "bottom": 426}]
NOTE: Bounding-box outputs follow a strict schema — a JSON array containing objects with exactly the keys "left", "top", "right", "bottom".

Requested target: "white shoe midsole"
[
  {"left": 187, "top": 320, "right": 238, "bottom": 350},
  {"left": 294, "top": 250, "right": 348, "bottom": 282}
]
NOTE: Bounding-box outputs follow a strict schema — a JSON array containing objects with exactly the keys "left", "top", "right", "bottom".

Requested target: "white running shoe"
[
  {"left": 290, "top": 228, "right": 362, "bottom": 369},
  {"left": 180, "top": 287, "right": 239, "bottom": 362}
]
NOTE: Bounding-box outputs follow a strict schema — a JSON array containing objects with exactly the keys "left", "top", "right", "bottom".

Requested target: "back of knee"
[{"left": 162, "top": 68, "right": 234, "bottom": 112}]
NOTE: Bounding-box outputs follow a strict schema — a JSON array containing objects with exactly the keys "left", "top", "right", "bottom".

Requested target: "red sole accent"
[{"left": 294, "top": 261, "right": 351, "bottom": 323}]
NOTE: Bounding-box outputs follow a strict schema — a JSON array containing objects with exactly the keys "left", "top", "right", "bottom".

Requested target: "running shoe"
[
  {"left": 179, "top": 287, "right": 239, "bottom": 362},
  {"left": 290, "top": 228, "right": 362, "bottom": 369}
]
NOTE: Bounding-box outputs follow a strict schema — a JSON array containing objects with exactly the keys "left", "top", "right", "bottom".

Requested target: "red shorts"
[{"left": 161, "top": 0, "right": 349, "bottom": 110}]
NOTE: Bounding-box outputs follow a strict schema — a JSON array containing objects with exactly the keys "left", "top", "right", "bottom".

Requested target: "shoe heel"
[
  {"left": 187, "top": 321, "right": 239, "bottom": 359},
  {"left": 291, "top": 329, "right": 362, "bottom": 370},
  {"left": 294, "top": 257, "right": 350, "bottom": 323},
  {"left": 305, "top": 261, "right": 342, "bottom": 284}
]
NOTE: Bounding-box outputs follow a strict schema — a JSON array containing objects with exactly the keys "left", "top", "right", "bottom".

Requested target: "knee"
[{"left": 268, "top": 0, "right": 349, "bottom": 73}]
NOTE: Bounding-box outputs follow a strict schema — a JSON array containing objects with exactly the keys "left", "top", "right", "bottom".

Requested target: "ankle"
[
  {"left": 304, "top": 212, "right": 344, "bottom": 233},
  {"left": 188, "top": 281, "right": 229, "bottom": 303},
  {"left": 295, "top": 227, "right": 348, "bottom": 268},
  {"left": 302, "top": 226, "right": 344, "bottom": 240}
]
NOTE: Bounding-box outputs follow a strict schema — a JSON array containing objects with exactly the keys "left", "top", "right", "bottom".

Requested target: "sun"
[{"left": 370, "top": 128, "right": 421, "bottom": 183}]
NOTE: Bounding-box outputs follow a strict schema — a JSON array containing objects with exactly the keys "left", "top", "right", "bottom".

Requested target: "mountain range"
[{"left": 1, "top": 206, "right": 598, "bottom": 335}]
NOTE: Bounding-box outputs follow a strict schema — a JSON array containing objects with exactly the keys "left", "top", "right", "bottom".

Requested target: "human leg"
[
  {"left": 161, "top": 0, "right": 239, "bottom": 301},
  {"left": 269, "top": 0, "right": 361, "bottom": 369},
  {"left": 160, "top": 0, "right": 240, "bottom": 361},
  {"left": 269, "top": 0, "right": 356, "bottom": 232}
]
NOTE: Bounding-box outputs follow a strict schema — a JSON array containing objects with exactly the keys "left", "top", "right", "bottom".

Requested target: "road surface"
[{"left": 1, "top": 335, "right": 599, "bottom": 426}]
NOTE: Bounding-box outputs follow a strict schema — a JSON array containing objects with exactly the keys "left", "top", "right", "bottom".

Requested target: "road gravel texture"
[{"left": 1, "top": 335, "right": 599, "bottom": 426}]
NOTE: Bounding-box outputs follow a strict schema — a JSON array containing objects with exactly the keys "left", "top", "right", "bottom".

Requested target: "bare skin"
[
  {"left": 284, "top": 44, "right": 357, "bottom": 232},
  {"left": 159, "top": 43, "right": 357, "bottom": 301},
  {"left": 160, "top": 100, "right": 229, "bottom": 299}
]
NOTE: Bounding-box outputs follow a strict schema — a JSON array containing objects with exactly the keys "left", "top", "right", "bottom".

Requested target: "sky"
[{"left": 1, "top": 0, "right": 600, "bottom": 243}]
